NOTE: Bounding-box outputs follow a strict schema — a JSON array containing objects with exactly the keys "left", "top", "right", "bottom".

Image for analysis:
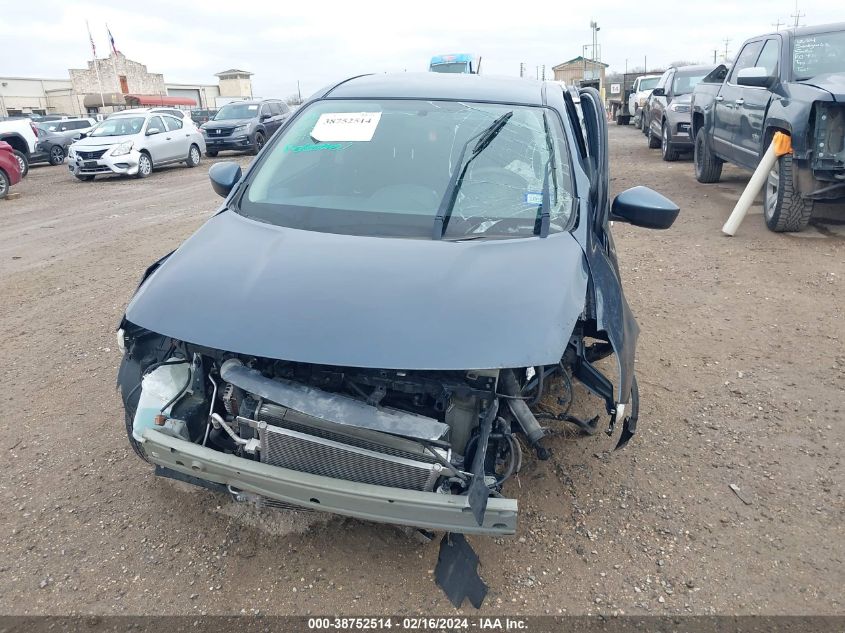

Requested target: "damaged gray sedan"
[{"left": 117, "top": 73, "right": 679, "bottom": 537}]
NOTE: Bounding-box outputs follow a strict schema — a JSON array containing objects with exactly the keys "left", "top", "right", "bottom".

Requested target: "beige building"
[
  {"left": 216, "top": 69, "right": 254, "bottom": 99},
  {"left": 552, "top": 56, "right": 609, "bottom": 93},
  {"left": 0, "top": 53, "right": 252, "bottom": 117}
]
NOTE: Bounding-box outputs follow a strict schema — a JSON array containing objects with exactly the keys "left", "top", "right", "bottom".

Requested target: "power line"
[{"left": 790, "top": 0, "right": 805, "bottom": 27}]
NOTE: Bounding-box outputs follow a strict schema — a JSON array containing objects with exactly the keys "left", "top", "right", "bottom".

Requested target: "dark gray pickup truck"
[{"left": 691, "top": 23, "right": 845, "bottom": 232}]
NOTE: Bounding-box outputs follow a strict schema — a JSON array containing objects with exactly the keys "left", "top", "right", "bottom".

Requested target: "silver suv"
[{"left": 67, "top": 111, "right": 206, "bottom": 180}]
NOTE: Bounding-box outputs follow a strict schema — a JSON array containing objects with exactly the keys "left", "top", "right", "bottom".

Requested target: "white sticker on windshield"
[
  {"left": 311, "top": 112, "right": 382, "bottom": 142},
  {"left": 248, "top": 105, "right": 258, "bottom": 110}
]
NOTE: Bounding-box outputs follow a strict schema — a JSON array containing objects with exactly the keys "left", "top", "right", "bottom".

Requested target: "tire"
[
  {"left": 0, "top": 169, "right": 8, "bottom": 199},
  {"left": 49, "top": 145, "right": 65, "bottom": 166},
  {"left": 74, "top": 174, "right": 95, "bottom": 182},
  {"left": 764, "top": 152, "right": 814, "bottom": 232},
  {"left": 186, "top": 144, "right": 201, "bottom": 167},
  {"left": 661, "top": 122, "right": 679, "bottom": 162},
  {"left": 252, "top": 131, "right": 265, "bottom": 155},
  {"left": 616, "top": 115, "right": 626, "bottom": 126},
  {"left": 13, "top": 150, "right": 29, "bottom": 178},
  {"left": 136, "top": 152, "right": 152, "bottom": 179},
  {"left": 647, "top": 123, "right": 661, "bottom": 149},
  {"left": 694, "top": 128, "right": 723, "bottom": 183},
  {"left": 205, "top": 150, "right": 218, "bottom": 157}
]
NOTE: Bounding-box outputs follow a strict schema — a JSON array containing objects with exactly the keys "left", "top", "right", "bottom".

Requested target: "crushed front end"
[{"left": 117, "top": 317, "right": 635, "bottom": 536}]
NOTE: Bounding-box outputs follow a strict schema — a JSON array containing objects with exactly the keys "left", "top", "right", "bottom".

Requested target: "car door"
[
  {"left": 712, "top": 39, "right": 763, "bottom": 164},
  {"left": 143, "top": 116, "right": 172, "bottom": 163},
  {"left": 258, "top": 103, "right": 274, "bottom": 136},
  {"left": 649, "top": 70, "right": 672, "bottom": 136},
  {"left": 162, "top": 115, "right": 190, "bottom": 160},
  {"left": 267, "top": 102, "right": 286, "bottom": 136},
  {"left": 734, "top": 37, "right": 779, "bottom": 166}
]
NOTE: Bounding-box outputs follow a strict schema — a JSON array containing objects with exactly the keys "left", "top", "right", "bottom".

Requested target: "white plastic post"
[{"left": 721, "top": 141, "right": 779, "bottom": 236}]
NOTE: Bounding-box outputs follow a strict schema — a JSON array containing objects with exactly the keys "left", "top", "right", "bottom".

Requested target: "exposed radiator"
[
  {"left": 244, "top": 403, "right": 448, "bottom": 492},
  {"left": 258, "top": 424, "right": 442, "bottom": 491}
]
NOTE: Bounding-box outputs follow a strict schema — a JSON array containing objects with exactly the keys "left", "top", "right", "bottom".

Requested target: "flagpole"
[
  {"left": 107, "top": 24, "right": 121, "bottom": 95},
  {"left": 86, "top": 20, "right": 106, "bottom": 109}
]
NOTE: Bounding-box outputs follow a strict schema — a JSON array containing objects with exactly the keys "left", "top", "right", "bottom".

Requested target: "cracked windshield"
[{"left": 243, "top": 99, "right": 574, "bottom": 239}]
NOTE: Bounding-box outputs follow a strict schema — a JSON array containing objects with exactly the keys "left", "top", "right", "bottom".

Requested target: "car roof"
[
  {"left": 764, "top": 21, "right": 845, "bottom": 39},
  {"left": 226, "top": 99, "right": 280, "bottom": 106},
  {"left": 320, "top": 73, "right": 546, "bottom": 106},
  {"left": 673, "top": 64, "right": 719, "bottom": 73}
]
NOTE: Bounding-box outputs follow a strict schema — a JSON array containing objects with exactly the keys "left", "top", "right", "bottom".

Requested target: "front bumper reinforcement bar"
[{"left": 141, "top": 429, "right": 518, "bottom": 535}]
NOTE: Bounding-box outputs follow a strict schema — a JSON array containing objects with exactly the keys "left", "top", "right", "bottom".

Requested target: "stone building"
[{"left": 0, "top": 53, "right": 252, "bottom": 117}]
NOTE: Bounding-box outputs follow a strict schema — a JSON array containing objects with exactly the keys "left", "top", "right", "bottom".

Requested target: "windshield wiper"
[{"left": 431, "top": 111, "right": 513, "bottom": 240}]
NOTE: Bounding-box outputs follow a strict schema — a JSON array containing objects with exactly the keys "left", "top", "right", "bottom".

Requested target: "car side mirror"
[
  {"left": 610, "top": 186, "right": 679, "bottom": 229},
  {"left": 73, "top": 133, "right": 85, "bottom": 140},
  {"left": 651, "top": 87, "right": 665, "bottom": 97},
  {"left": 209, "top": 161, "right": 242, "bottom": 198},
  {"left": 146, "top": 127, "right": 161, "bottom": 136},
  {"left": 737, "top": 66, "right": 775, "bottom": 88},
  {"left": 260, "top": 113, "right": 271, "bottom": 121}
]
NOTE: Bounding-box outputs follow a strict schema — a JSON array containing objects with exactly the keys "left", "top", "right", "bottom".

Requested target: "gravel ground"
[{"left": 0, "top": 128, "right": 843, "bottom": 616}]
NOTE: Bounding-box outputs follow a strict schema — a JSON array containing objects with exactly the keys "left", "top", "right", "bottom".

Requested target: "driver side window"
[
  {"left": 729, "top": 40, "right": 764, "bottom": 83},
  {"left": 146, "top": 116, "right": 164, "bottom": 134}
]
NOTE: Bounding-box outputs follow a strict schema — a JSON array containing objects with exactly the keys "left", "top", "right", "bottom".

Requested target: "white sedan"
[{"left": 67, "top": 111, "right": 205, "bottom": 180}]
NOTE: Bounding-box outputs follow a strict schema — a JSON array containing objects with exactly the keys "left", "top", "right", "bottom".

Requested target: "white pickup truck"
[
  {"left": 629, "top": 75, "right": 662, "bottom": 128},
  {"left": 0, "top": 119, "right": 40, "bottom": 177}
]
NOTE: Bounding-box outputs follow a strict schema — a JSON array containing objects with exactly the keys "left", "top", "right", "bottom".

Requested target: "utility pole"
[
  {"left": 722, "top": 38, "right": 731, "bottom": 62},
  {"left": 519, "top": 62, "right": 525, "bottom": 78},
  {"left": 713, "top": 49, "right": 717, "bottom": 63},
  {"left": 772, "top": 18, "right": 784, "bottom": 30},
  {"left": 790, "top": 0, "right": 805, "bottom": 27},
  {"left": 541, "top": 65, "right": 546, "bottom": 81}
]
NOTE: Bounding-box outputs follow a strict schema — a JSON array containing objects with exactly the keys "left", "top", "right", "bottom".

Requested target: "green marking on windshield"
[{"left": 284, "top": 142, "right": 350, "bottom": 153}]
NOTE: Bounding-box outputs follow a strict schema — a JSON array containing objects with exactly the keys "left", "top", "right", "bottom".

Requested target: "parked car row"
[
  {"left": 639, "top": 21, "right": 845, "bottom": 233},
  {"left": 0, "top": 101, "right": 293, "bottom": 184}
]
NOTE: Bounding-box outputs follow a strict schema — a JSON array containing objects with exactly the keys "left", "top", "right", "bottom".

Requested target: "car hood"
[
  {"left": 673, "top": 93, "right": 693, "bottom": 105},
  {"left": 800, "top": 73, "right": 845, "bottom": 101},
  {"left": 203, "top": 119, "right": 252, "bottom": 129},
  {"left": 72, "top": 134, "right": 134, "bottom": 148},
  {"left": 125, "top": 210, "right": 590, "bottom": 370}
]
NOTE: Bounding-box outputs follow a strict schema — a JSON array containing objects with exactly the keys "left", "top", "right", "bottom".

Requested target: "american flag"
[
  {"left": 107, "top": 25, "right": 119, "bottom": 55},
  {"left": 86, "top": 20, "right": 96, "bottom": 57}
]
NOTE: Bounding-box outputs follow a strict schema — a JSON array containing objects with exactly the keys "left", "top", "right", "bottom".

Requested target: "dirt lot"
[{"left": 1, "top": 127, "right": 843, "bottom": 617}]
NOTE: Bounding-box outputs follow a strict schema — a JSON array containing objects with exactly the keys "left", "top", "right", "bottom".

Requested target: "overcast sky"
[{"left": 2, "top": 0, "right": 841, "bottom": 98}]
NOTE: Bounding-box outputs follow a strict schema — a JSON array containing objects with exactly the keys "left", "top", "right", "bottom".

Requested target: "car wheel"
[
  {"left": 252, "top": 132, "right": 265, "bottom": 155},
  {"left": 647, "top": 123, "right": 661, "bottom": 149},
  {"left": 186, "top": 144, "right": 201, "bottom": 167},
  {"left": 13, "top": 150, "right": 29, "bottom": 178},
  {"left": 694, "top": 128, "right": 722, "bottom": 183},
  {"left": 0, "top": 169, "right": 8, "bottom": 199},
  {"left": 49, "top": 145, "right": 66, "bottom": 166},
  {"left": 206, "top": 150, "right": 218, "bottom": 157},
  {"left": 74, "top": 175, "right": 95, "bottom": 182},
  {"left": 661, "top": 122, "right": 679, "bottom": 161},
  {"left": 136, "top": 152, "right": 152, "bottom": 178},
  {"left": 764, "top": 152, "right": 814, "bottom": 232},
  {"left": 641, "top": 113, "right": 649, "bottom": 134}
]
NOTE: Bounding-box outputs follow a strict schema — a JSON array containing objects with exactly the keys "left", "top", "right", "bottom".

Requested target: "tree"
[{"left": 285, "top": 94, "right": 303, "bottom": 106}]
